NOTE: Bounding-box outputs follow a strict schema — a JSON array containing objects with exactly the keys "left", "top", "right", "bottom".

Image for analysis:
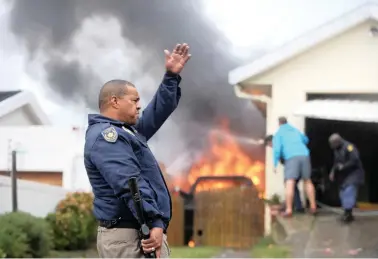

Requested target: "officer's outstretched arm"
[
  {"left": 301, "top": 132, "right": 309, "bottom": 145},
  {"left": 135, "top": 71, "right": 182, "bottom": 141},
  {"left": 272, "top": 134, "right": 282, "bottom": 168},
  {"left": 90, "top": 134, "right": 165, "bottom": 229},
  {"left": 330, "top": 151, "right": 337, "bottom": 173}
]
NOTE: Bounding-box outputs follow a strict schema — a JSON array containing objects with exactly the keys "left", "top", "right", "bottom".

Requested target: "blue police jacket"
[
  {"left": 332, "top": 140, "right": 364, "bottom": 187},
  {"left": 84, "top": 72, "right": 182, "bottom": 231},
  {"left": 272, "top": 123, "right": 310, "bottom": 167}
]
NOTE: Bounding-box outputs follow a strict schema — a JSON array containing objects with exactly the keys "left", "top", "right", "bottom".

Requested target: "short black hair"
[
  {"left": 264, "top": 135, "right": 273, "bottom": 145},
  {"left": 278, "top": 116, "right": 287, "bottom": 125},
  {"left": 98, "top": 79, "right": 134, "bottom": 110}
]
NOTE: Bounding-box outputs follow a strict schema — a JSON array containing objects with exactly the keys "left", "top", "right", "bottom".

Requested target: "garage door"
[{"left": 294, "top": 99, "right": 378, "bottom": 123}]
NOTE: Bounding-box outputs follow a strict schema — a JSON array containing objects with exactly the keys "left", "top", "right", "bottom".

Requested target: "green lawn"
[
  {"left": 48, "top": 249, "right": 98, "bottom": 258},
  {"left": 251, "top": 236, "right": 291, "bottom": 258},
  {"left": 171, "top": 246, "right": 221, "bottom": 258},
  {"left": 49, "top": 246, "right": 221, "bottom": 258}
]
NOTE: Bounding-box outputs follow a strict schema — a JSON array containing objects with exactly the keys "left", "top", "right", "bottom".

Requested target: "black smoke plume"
[{"left": 8, "top": 0, "right": 265, "bottom": 168}]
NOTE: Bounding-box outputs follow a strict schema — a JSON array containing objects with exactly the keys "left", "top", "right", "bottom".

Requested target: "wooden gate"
[
  {"left": 193, "top": 186, "right": 264, "bottom": 248},
  {"left": 167, "top": 193, "right": 185, "bottom": 246}
]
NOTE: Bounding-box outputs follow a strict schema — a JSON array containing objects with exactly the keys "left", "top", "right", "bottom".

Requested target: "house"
[
  {"left": 0, "top": 90, "right": 90, "bottom": 191},
  {"left": 0, "top": 90, "right": 51, "bottom": 126},
  {"left": 228, "top": 3, "right": 378, "bottom": 234}
]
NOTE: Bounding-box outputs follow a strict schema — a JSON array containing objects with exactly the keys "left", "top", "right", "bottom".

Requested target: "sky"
[{"left": 0, "top": 0, "right": 371, "bottom": 126}]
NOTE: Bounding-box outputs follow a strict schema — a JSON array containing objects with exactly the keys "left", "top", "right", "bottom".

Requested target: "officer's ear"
[{"left": 109, "top": 95, "right": 120, "bottom": 109}]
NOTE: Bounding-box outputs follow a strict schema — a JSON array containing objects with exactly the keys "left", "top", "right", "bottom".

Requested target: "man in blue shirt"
[
  {"left": 84, "top": 43, "right": 191, "bottom": 258},
  {"left": 272, "top": 117, "right": 317, "bottom": 216},
  {"left": 265, "top": 135, "right": 304, "bottom": 213}
]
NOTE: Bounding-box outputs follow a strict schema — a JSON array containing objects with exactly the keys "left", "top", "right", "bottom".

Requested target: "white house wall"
[
  {"left": 0, "top": 175, "right": 69, "bottom": 217},
  {"left": 0, "top": 107, "right": 37, "bottom": 126},
  {"left": 248, "top": 20, "right": 378, "bottom": 93},
  {"left": 0, "top": 126, "right": 89, "bottom": 191}
]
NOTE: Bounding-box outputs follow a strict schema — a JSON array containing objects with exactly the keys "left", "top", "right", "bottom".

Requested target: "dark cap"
[{"left": 278, "top": 116, "right": 287, "bottom": 125}]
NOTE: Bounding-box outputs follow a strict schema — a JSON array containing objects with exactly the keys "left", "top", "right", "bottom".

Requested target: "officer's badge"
[
  {"left": 347, "top": 144, "right": 354, "bottom": 152},
  {"left": 102, "top": 126, "right": 118, "bottom": 143},
  {"left": 122, "top": 126, "right": 135, "bottom": 137}
]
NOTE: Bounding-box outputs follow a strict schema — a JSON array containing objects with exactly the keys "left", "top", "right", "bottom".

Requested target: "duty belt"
[
  {"left": 98, "top": 219, "right": 168, "bottom": 233},
  {"left": 98, "top": 219, "right": 140, "bottom": 229}
]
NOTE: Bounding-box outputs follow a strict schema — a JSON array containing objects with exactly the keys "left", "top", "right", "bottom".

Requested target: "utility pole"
[{"left": 11, "top": 150, "right": 18, "bottom": 212}]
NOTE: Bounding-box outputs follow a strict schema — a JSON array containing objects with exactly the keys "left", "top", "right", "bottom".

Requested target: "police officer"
[
  {"left": 84, "top": 43, "right": 191, "bottom": 258},
  {"left": 329, "top": 133, "right": 364, "bottom": 223}
]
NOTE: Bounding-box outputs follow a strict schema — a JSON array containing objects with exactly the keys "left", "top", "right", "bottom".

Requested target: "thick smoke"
[{"left": 8, "top": 0, "right": 266, "bottom": 171}]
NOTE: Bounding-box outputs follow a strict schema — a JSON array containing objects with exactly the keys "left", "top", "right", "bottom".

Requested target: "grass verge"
[
  {"left": 251, "top": 236, "right": 291, "bottom": 258},
  {"left": 171, "top": 246, "right": 221, "bottom": 258},
  {"left": 48, "top": 249, "right": 98, "bottom": 258},
  {"left": 49, "top": 246, "right": 221, "bottom": 258}
]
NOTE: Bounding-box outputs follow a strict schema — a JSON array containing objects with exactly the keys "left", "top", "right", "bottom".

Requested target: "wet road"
[{"left": 304, "top": 213, "right": 378, "bottom": 257}]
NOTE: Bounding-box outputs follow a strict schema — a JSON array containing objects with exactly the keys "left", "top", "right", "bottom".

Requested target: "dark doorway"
[
  {"left": 305, "top": 93, "right": 378, "bottom": 206},
  {"left": 184, "top": 209, "right": 194, "bottom": 244}
]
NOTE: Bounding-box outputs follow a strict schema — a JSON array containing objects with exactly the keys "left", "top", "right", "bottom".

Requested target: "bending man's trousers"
[{"left": 339, "top": 184, "right": 358, "bottom": 209}]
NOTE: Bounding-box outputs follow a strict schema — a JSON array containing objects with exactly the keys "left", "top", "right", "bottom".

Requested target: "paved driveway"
[{"left": 304, "top": 214, "right": 378, "bottom": 257}]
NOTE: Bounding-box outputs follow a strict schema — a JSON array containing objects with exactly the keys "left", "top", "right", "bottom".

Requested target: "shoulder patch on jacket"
[
  {"left": 347, "top": 144, "right": 354, "bottom": 152},
  {"left": 101, "top": 126, "right": 118, "bottom": 143}
]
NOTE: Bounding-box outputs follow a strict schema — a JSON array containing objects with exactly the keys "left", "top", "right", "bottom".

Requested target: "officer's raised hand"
[
  {"left": 164, "top": 43, "right": 191, "bottom": 74},
  {"left": 141, "top": 227, "right": 163, "bottom": 258}
]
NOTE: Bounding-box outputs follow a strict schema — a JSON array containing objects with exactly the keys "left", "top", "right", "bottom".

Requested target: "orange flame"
[
  {"left": 188, "top": 240, "right": 195, "bottom": 248},
  {"left": 186, "top": 119, "right": 265, "bottom": 194}
]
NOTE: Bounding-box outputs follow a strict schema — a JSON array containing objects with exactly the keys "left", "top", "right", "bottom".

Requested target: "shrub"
[
  {"left": 0, "top": 211, "right": 53, "bottom": 258},
  {"left": 0, "top": 247, "right": 5, "bottom": 258},
  {"left": 56, "top": 191, "right": 94, "bottom": 215},
  {"left": 46, "top": 192, "right": 97, "bottom": 250},
  {"left": 0, "top": 223, "right": 29, "bottom": 258},
  {"left": 263, "top": 193, "right": 281, "bottom": 205}
]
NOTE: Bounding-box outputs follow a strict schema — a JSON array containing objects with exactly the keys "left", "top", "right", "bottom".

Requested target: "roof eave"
[
  {"left": 0, "top": 91, "right": 51, "bottom": 125},
  {"left": 228, "top": 4, "right": 378, "bottom": 86}
]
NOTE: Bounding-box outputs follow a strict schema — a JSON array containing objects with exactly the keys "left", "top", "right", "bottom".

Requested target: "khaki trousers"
[{"left": 97, "top": 227, "right": 171, "bottom": 258}]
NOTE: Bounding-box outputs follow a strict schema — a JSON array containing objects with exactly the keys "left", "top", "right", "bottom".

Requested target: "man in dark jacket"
[
  {"left": 329, "top": 133, "right": 364, "bottom": 223},
  {"left": 84, "top": 43, "right": 191, "bottom": 258}
]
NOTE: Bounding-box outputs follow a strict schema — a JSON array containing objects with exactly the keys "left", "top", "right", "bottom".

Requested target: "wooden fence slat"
[{"left": 167, "top": 193, "right": 184, "bottom": 246}]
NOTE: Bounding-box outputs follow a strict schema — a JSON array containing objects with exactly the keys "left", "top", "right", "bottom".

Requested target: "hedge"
[{"left": 0, "top": 211, "right": 52, "bottom": 258}]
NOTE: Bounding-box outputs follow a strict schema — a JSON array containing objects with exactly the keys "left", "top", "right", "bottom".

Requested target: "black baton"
[{"left": 128, "top": 177, "right": 157, "bottom": 258}]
